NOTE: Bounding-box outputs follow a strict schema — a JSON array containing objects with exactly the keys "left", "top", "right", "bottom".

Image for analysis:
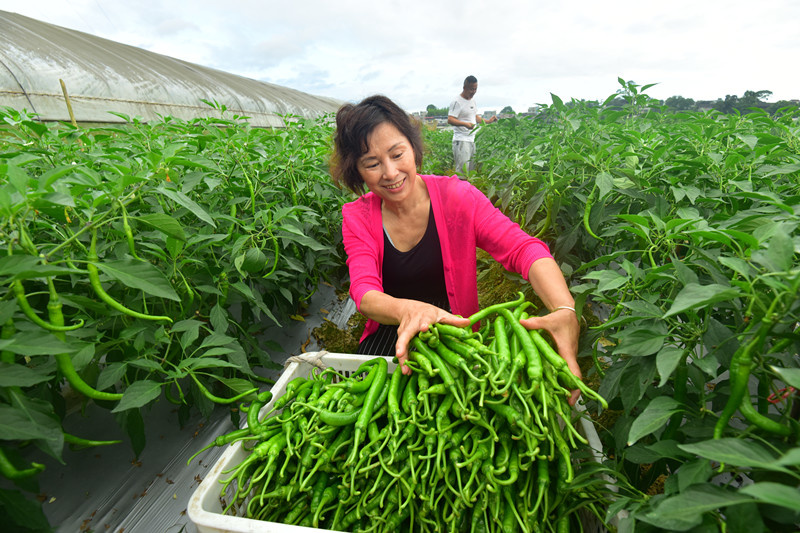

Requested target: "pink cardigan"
[{"left": 342, "top": 174, "right": 553, "bottom": 341}]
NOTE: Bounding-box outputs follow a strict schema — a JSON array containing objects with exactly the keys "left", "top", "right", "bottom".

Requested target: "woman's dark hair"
[{"left": 330, "top": 95, "right": 424, "bottom": 194}]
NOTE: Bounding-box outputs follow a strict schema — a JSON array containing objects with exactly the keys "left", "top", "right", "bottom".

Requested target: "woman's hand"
[
  {"left": 394, "top": 301, "right": 470, "bottom": 375},
  {"left": 520, "top": 308, "right": 581, "bottom": 405}
]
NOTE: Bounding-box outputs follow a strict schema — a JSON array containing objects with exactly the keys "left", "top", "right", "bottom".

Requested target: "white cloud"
[{"left": 4, "top": 0, "right": 799, "bottom": 112}]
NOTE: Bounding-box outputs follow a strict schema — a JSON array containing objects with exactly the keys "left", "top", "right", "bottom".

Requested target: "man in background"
[{"left": 447, "top": 75, "right": 497, "bottom": 175}]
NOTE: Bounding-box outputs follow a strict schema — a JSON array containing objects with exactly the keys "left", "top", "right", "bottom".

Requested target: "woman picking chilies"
[{"left": 330, "top": 95, "right": 582, "bottom": 405}]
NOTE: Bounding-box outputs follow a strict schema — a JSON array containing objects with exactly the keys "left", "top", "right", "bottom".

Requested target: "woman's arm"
[{"left": 520, "top": 258, "right": 582, "bottom": 405}]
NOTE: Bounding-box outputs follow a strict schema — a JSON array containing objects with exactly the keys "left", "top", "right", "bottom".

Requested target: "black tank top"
[
  {"left": 357, "top": 204, "right": 449, "bottom": 357},
  {"left": 382, "top": 204, "right": 449, "bottom": 308}
]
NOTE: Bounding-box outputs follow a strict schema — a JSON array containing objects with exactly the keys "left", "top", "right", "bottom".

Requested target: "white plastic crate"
[{"left": 188, "top": 351, "right": 612, "bottom": 533}]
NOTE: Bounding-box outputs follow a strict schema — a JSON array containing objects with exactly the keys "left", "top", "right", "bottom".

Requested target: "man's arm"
[{"left": 448, "top": 115, "right": 474, "bottom": 129}]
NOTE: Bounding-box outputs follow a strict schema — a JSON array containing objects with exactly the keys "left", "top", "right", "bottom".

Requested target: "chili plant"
[
  {"left": 0, "top": 105, "right": 348, "bottom": 530},
  {"left": 451, "top": 82, "right": 800, "bottom": 531}
]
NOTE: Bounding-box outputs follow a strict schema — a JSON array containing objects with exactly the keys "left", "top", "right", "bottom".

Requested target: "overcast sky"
[{"left": 4, "top": 0, "right": 799, "bottom": 113}]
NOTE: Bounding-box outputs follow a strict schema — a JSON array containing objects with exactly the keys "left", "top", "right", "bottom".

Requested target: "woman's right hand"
[{"left": 393, "top": 300, "right": 470, "bottom": 375}]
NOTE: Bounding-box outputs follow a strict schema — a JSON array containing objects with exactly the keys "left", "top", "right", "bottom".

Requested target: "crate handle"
[{"left": 285, "top": 350, "right": 329, "bottom": 370}]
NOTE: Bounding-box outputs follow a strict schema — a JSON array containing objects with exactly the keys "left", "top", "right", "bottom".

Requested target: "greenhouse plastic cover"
[{"left": 0, "top": 11, "right": 343, "bottom": 127}]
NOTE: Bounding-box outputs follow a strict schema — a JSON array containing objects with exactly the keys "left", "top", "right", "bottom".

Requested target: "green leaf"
[
  {"left": 231, "top": 281, "right": 280, "bottom": 326},
  {"left": 614, "top": 323, "right": 667, "bottom": 356},
  {"left": 663, "top": 283, "right": 742, "bottom": 318},
  {"left": 181, "top": 357, "right": 240, "bottom": 371},
  {"left": 278, "top": 222, "right": 328, "bottom": 251},
  {"left": 95, "top": 258, "right": 180, "bottom": 301},
  {"left": 200, "top": 333, "right": 237, "bottom": 348},
  {"left": 40, "top": 164, "right": 79, "bottom": 190},
  {"left": 739, "top": 482, "right": 800, "bottom": 512},
  {"left": 644, "top": 440, "right": 692, "bottom": 462},
  {"left": 135, "top": 213, "right": 186, "bottom": 241},
  {"left": 172, "top": 319, "right": 201, "bottom": 349},
  {"left": 770, "top": 366, "right": 800, "bottom": 390},
  {"left": 724, "top": 502, "right": 765, "bottom": 533},
  {"left": 201, "top": 347, "right": 235, "bottom": 357},
  {"left": 115, "top": 407, "right": 145, "bottom": 458},
  {"left": 5, "top": 391, "right": 63, "bottom": 460},
  {"left": 640, "top": 484, "right": 752, "bottom": 531},
  {"left": 210, "top": 303, "right": 228, "bottom": 333},
  {"left": 2, "top": 163, "right": 29, "bottom": 195},
  {"left": 718, "top": 255, "right": 755, "bottom": 279},
  {"left": 671, "top": 185, "right": 703, "bottom": 204},
  {"left": 0, "top": 404, "right": 59, "bottom": 442},
  {"left": 678, "top": 438, "right": 791, "bottom": 473},
  {"left": 763, "top": 230, "right": 793, "bottom": 272},
  {"left": 733, "top": 191, "right": 793, "bottom": 214},
  {"left": 596, "top": 171, "right": 614, "bottom": 199},
  {"left": 583, "top": 269, "right": 629, "bottom": 292},
  {"left": 157, "top": 187, "right": 216, "bottom": 227},
  {"left": 94, "top": 363, "right": 125, "bottom": 393},
  {"left": 627, "top": 396, "right": 681, "bottom": 445},
  {"left": 0, "top": 255, "right": 80, "bottom": 282},
  {"left": 71, "top": 343, "right": 95, "bottom": 373},
  {"left": 675, "top": 459, "right": 713, "bottom": 493},
  {"left": 656, "top": 346, "right": 685, "bottom": 387},
  {"left": 721, "top": 229, "right": 759, "bottom": 251},
  {"left": 215, "top": 376, "right": 257, "bottom": 396},
  {"left": 0, "top": 331, "right": 77, "bottom": 356},
  {"left": 774, "top": 448, "right": 800, "bottom": 467},
  {"left": 111, "top": 380, "right": 163, "bottom": 412},
  {"left": 0, "top": 487, "right": 52, "bottom": 530},
  {"left": 736, "top": 134, "right": 758, "bottom": 150},
  {"left": 170, "top": 319, "right": 203, "bottom": 333},
  {"left": 127, "top": 359, "right": 164, "bottom": 373},
  {"left": 0, "top": 362, "right": 54, "bottom": 387}
]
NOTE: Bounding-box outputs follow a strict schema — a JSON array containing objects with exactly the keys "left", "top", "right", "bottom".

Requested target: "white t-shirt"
[{"left": 449, "top": 95, "right": 479, "bottom": 142}]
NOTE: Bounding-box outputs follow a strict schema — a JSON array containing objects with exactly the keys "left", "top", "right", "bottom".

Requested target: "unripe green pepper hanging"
[
  {"left": 47, "top": 277, "right": 123, "bottom": 402},
  {"left": 86, "top": 228, "right": 172, "bottom": 322}
]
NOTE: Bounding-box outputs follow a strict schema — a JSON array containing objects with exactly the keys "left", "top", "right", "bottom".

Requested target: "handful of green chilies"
[{"left": 190, "top": 294, "right": 614, "bottom": 532}]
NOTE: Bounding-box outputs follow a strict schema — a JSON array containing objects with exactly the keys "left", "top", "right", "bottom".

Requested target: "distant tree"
[
  {"left": 714, "top": 94, "right": 739, "bottom": 114},
  {"left": 500, "top": 106, "right": 515, "bottom": 115},
  {"left": 713, "top": 90, "right": 774, "bottom": 114},
  {"left": 738, "top": 90, "right": 773, "bottom": 110},
  {"left": 665, "top": 95, "right": 696, "bottom": 111},
  {"left": 426, "top": 104, "right": 449, "bottom": 116}
]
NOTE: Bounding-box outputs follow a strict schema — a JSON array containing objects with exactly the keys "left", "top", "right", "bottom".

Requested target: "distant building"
[{"left": 423, "top": 115, "right": 449, "bottom": 129}]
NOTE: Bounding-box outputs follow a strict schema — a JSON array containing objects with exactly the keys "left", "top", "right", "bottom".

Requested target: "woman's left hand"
[{"left": 520, "top": 308, "right": 581, "bottom": 405}]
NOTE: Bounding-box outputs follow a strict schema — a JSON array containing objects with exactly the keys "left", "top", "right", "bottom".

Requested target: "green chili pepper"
[
  {"left": 190, "top": 372, "right": 258, "bottom": 405},
  {"left": 12, "top": 280, "right": 84, "bottom": 331},
  {"left": 583, "top": 181, "right": 602, "bottom": 241},
  {"left": 63, "top": 432, "right": 122, "bottom": 448},
  {"left": 86, "top": 229, "right": 172, "bottom": 322},
  {"left": 119, "top": 199, "right": 140, "bottom": 260},
  {"left": 713, "top": 323, "right": 769, "bottom": 439},
  {"left": 47, "top": 278, "right": 123, "bottom": 401},
  {"left": 467, "top": 291, "right": 526, "bottom": 326},
  {"left": 0, "top": 447, "right": 45, "bottom": 480}
]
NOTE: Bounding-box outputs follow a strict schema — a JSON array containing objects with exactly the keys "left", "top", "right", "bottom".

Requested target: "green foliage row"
[
  {"left": 2, "top": 77, "right": 799, "bottom": 531},
  {"left": 422, "top": 80, "right": 800, "bottom": 531},
  {"left": 0, "top": 106, "right": 351, "bottom": 530}
]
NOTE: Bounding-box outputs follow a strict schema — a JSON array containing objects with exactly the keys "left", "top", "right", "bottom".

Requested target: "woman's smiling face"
[{"left": 357, "top": 122, "right": 418, "bottom": 203}]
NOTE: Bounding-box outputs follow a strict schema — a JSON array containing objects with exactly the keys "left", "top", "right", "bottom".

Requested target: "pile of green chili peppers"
[{"left": 190, "top": 294, "right": 615, "bottom": 532}]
